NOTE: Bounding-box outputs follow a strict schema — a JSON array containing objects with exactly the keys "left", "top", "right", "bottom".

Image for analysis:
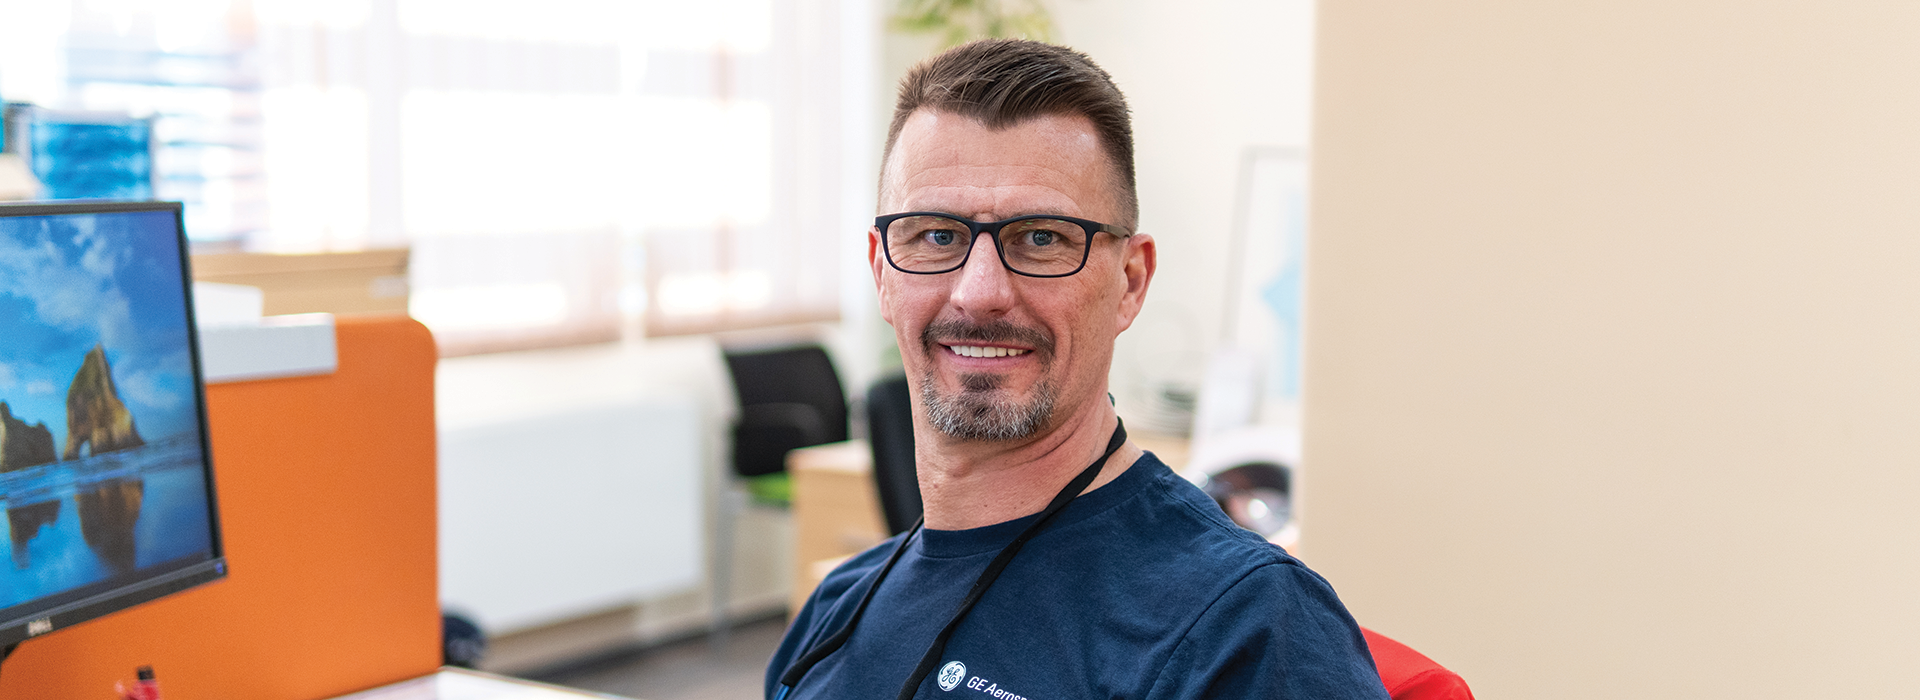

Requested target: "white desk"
[{"left": 330, "top": 668, "right": 639, "bottom": 700}]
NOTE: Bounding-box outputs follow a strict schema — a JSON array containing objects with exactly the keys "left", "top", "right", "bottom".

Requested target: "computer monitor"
[{"left": 0, "top": 200, "right": 225, "bottom": 652}]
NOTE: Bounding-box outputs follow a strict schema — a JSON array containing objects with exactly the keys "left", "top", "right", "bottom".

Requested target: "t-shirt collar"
[{"left": 913, "top": 451, "right": 1165, "bottom": 559}]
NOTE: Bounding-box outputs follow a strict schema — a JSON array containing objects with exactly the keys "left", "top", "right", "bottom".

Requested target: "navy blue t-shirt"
[{"left": 765, "top": 452, "right": 1389, "bottom": 700}]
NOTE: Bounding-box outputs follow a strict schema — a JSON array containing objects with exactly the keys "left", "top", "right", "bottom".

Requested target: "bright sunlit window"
[{"left": 1, "top": 0, "right": 859, "bottom": 354}]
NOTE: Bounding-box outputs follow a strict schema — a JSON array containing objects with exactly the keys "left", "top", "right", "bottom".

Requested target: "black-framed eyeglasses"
[{"left": 876, "top": 212, "right": 1133, "bottom": 278}]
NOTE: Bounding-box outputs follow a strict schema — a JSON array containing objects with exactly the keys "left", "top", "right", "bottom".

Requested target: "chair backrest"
[
  {"left": 1359, "top": 627, "right": 1475, "bottom": 700},
  {"left": 865, "top": 373, "right": 921, "bottom": 535},
  {"left": 722, "top": 344, "right": 848, "bottom": 478}
]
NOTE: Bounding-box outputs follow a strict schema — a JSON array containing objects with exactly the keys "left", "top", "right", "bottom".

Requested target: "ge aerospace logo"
[{"left": 937, "top": 661, "right": 967, "bottom": 691}]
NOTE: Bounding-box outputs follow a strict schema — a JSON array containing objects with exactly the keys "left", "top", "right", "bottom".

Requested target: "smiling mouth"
[
  {"left": 945, "top": 345, "right": 1031, "bottom": 358},
  {"left": 922, "top": 319, "right": 1053, "bottom": 364}
]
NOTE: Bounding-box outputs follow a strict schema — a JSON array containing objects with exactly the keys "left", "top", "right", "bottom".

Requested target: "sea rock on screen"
[
  {"left": 78, "top": 480, "right": 144, "bottom": 574},
  {"left": 4, "top": 345, "right": 148, "bottom": 572},
  {"left": 0, "top": 402, "right": 57, "bottom": 472},
  {"left": 0, "top": 402, "right": 62, "bottom": 566},
  {"left": 62, "top": 344, "right": 145, "bottom": 461},
  {"left": 7, "top": 502, "right": 61, "bottom": 567}
]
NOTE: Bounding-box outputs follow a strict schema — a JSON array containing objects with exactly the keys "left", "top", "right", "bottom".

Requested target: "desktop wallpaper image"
[{"left": 0, "top": 209, "right": 215, "bottom": 611}]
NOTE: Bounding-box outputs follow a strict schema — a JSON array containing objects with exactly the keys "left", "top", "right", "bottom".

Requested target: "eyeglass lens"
[{"left": 885, "top": 215, "right": 1089, "bottom": 275}]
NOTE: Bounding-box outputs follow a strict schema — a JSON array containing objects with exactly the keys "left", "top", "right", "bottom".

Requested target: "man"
[{"left": 766, "top": 39, "right": 1388, "bottom": 700}]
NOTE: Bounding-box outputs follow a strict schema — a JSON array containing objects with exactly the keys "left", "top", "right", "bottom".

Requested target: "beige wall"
[{"left": 1306, "top": 2, "right": 1920, "bottom": 697}]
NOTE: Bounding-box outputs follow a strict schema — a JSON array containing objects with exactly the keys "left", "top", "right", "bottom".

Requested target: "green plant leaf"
[{"left": 889, "top": 0, "right": 1055, "bottom": 47}]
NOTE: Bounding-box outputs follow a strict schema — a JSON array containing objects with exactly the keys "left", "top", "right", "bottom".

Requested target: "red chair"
[{"left": 1360, "top": 627, "right": 1475, "bottom": 700}]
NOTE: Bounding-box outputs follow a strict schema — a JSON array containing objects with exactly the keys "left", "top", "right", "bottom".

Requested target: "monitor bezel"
[{"left": 0, "top": 199, "right": 227, "bottom": 648}]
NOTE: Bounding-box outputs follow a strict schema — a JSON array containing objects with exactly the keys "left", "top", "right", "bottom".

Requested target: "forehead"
[{"left": 883, "top": 109, "right": 1116, "bottom": 220}]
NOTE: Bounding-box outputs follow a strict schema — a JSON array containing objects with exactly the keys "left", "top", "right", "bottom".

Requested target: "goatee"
[{"left": 919, "top": 319, "right": 1056, "bottom": 441}]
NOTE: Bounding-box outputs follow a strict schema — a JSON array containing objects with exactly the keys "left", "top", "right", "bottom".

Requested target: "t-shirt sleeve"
[{"left": 1144, "top": 562, "right": 1391, "bottom": 700}]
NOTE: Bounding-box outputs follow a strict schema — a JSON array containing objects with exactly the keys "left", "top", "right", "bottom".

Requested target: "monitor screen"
[{"left": 0, "top": 200, "right": 224, "bottom": 648}]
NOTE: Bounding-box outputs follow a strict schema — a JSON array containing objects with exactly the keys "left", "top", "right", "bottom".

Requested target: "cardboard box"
[
  {"left": 788, "top": 440, "right": 888, "bottom": 615},
  {"left": 191, "top": 249, "right": 409, "bottom": 317}
]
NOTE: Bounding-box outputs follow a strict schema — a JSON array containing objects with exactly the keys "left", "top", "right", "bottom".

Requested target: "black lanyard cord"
[
  {"left": 775, "top": 418, "right": 1129, "bottom": 700},
  {"left": 893, "top": 418, "right": 1128, "bottom": 700},
  {"left": 779, "top": 514, "right": 925, "bottom": 688}
]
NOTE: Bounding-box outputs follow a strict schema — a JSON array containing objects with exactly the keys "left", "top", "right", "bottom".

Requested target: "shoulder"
[
  {"left": 1041, "top": 453, "right": 1304, "bottom": 614},
  {"left": 1112, "top": 453, "right": 1297, "bottom": 569},
  {"left": 1141, "top": 458, "right": 1369, "bottom": 668},
  {"left": 1105, "top": 456, "right": 1387, "bottom": 698}
]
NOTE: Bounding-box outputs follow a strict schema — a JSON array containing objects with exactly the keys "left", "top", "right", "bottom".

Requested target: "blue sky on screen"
[{"left": 0, "top": 210, "right": 199, "bottom": 450}]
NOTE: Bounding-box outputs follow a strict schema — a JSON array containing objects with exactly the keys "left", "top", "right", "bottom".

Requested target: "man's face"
[{"left": 872, "top": 109, "right": 1154, "bottom": 441}]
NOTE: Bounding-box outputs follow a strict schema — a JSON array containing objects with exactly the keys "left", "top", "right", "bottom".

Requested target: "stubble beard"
[
  {"left": 919, "top": 319, "right": 1057, "bottom": 441},
  {"left": 922, "top": 370, "right": 1058, "bottom": 441}
]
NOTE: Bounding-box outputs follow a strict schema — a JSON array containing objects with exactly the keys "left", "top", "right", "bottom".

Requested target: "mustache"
[{"left": 921, "top": 319, "right": 1055, "bottom": 358}]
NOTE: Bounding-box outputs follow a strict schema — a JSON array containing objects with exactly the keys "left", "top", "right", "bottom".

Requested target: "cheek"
[
  {"left": 1032, "top": 287, "right": 1106, "bottom": 347},
  {"left": 1051, "top": 282, "right": 1126, "bottom": 372},
  {"left": 882, "top": 283, "right": 943, "bottom": 340},
  {"left": 1058, "top": 276, "right": 1123, "bottom": 331}
]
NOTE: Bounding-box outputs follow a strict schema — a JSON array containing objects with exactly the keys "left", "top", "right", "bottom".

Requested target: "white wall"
[
  {"left": 1057, "top": 1, "right": 1314, "bottom": 417},
  {"left": 1307, "top": 2, "right": 1920, "bottom": 697},
  {"left": 437, "top": 335, "right": 819, "bottom": 674},
  {"left": 437, "top": 339, "right": 726, "bottom": 634}
]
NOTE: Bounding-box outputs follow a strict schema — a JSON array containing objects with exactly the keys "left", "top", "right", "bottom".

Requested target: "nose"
[{"left": 948, "top": 232, "right": 1016, "bottom": 318}]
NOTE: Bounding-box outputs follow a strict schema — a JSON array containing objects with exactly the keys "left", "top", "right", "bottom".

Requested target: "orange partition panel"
[{"left": 0, "top": 315, "right": 441, "bottom": 700}]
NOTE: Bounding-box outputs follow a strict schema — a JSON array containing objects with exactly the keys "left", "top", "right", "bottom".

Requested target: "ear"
[
  {"left": 1114, "top": 233, "right": 1155, "bottom": 333},
  {"left": 869, "top": 226, "right": 895, "bottom": 325}
]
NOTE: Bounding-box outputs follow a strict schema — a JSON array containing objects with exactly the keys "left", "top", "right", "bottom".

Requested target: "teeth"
[{"left": 948, "top": 345, "right": 1029, "bottom": 358}]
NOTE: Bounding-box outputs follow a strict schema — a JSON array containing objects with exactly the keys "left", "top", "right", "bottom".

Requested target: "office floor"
[{"left": 533, "top": 616, "right": 789, "bottom": 700}]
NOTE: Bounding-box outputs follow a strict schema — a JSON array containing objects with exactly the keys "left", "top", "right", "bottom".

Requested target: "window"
[{"left": 0, "top": 0, "right": 868, "bottom": 354}]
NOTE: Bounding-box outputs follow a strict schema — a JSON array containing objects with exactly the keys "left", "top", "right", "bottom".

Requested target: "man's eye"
[
  {"left": 1024, "top": 230, "right": 1058, "bottom": 247},
  {"left": 925, "top": 230, "right": 959, "bottom": 246}
]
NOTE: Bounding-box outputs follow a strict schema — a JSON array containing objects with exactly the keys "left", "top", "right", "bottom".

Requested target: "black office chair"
[
  {"left": 866, "top": 373, "right": 923, "bottom": 535},
  {"left": 722, "top": 344, "right": 849, "bottom": 479},
  {"left": 715, "top": 344, "right": 846, "bottom": 639}
]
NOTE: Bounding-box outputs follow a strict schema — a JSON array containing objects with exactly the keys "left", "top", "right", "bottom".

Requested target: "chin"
[{"left": 920, "top": 372, "right": 1058, "bottom": 442}]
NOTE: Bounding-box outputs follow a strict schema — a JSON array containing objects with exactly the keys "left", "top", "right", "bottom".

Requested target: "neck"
[{"left": 914, "top": 398, "right": 1142, "bottom": 531}]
